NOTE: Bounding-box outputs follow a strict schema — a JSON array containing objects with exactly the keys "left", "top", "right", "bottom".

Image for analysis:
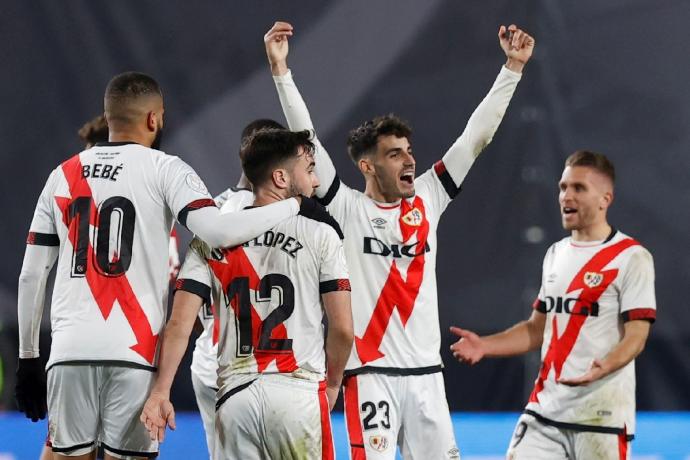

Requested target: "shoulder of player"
[{"left": 294, "top": 214, "right": 342, "bottom": 241}]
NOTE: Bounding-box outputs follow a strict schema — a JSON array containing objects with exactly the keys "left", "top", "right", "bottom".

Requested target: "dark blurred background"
[{"left": 1, "top": 0, "right": 688, "bottom": 412}]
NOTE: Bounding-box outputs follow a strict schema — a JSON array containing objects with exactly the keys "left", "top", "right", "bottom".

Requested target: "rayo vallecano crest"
[
  {"left": 369, "top": 435, "right": 390, "bottom": 452},
  {"left": 584, "top": 271, "right": 603, "bottom": 288},
  {"left": 402, "top": 207, "right": 423, "bottom": 227}
]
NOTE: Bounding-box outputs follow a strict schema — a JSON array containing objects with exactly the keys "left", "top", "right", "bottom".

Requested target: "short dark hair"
[
  {"left": 104, "top": 71, "right": 162, "bottom": 124},
  {"left": 78, "top": 114, "right": 108, "bottom": 146},
  {"left": 347, "top": 114, "right": 412, "bottom": 162},
  {"left": 239, "top": 119, "right": 285, "bottom": 159},
  {"left": 241, "top": 128, "right": 314, "bottom": 188},
  {"left": 565, "top": 150, "right": 615, "bottom": 184}
]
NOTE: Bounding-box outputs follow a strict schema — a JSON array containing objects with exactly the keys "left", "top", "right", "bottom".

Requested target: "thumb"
[{"left": 167, "top": 407, "right": 176, "bottom": 431}]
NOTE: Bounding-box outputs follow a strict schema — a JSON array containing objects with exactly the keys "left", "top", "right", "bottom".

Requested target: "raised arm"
[
  {"left": 441, "top": 25, "right": 535, "bottom": 187},
  {"left": 450, "top": 310, "right": 546, "bottom": 365},
  {"left": 265, "top": 21, "right": 337, "bottom": 198}
]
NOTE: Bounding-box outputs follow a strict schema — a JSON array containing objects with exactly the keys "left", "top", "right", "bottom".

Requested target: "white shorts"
[
  {"left": 343, "top": 372, "right": 459, "bottom": 460},
  {"left": 213, "top": 374, "right": 334, "bottom": 460},
  {"left": 47, "top": 363, "right": 158, "bottom": 458},
  {"left": 506, "top": 412, "right": 631, "bottom": 460},
  {"left": 191, "top": 371, "right": 216, "bottom": 459}
]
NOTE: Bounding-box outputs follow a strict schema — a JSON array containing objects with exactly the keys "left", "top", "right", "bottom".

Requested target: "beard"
[{"left": 151, "top": 127, "right": 164, "bottom": 150}]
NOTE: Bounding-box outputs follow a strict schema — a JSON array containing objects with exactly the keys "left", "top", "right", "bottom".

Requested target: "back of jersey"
[
  {"left": 212, "top": 214, "right": 348, "bottom": 391},
  {"left": 28, "top": 142, "right": 214, "bottom": 369}
]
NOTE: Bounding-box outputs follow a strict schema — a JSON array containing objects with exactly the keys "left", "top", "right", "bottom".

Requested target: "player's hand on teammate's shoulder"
[
  {"left": 498, "top": 24, "right": 535, "bottom": 72},
  {"left": 298, "top": 195, "right": 344, "bottom": 239},
  {"left": 449, "top": 326, "right": 485, "bottom": 365},
  {"left": 15, "top": 357, "right": 47, "bottom": 422},
  {"left": 140, "top": 391, "right": 176, "bottom": 442},
  {"left": 265, "top": 21, "right": 293, "bottom": 76}
]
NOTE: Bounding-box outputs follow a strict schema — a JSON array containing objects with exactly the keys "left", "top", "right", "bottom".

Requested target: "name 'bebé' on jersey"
[
  {"left": 26, "top": 142, "right": 217, "bottom": 369},
  {"left": 176, "top": 210, "right": 349, "bottom": 396},
  {"left": 321, "top": 162, "right": 459, "bottom": 373},
  {"left": 527, "top": 230, "right": 656, "bottom": 436}
]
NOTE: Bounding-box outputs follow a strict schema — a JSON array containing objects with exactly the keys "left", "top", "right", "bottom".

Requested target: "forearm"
[
  {"left": 185, "top": 198, "right": 299, "bottom": 247},
  {"left": 150, "top": 321, "right": 193, "bottom": 396},
  {"left": 325, "top": 327, "right": 352, "bottom": 387},
  {"left": 441, "top": 66, "right": 522, "bottom": 186},
  {"left": 273, "top": 71, "right": 337, "bottom": 197},
  {"left": 151, "top": 291, "right": 203, "bottom": 396},
  {"left": 17, "top": 245, "right": 57, "bottom": 358},
  {"left": 483, "top": 319, "right": 542, "bottom": 358},
  {"left": 599, "top": 323, "right": 649, "bottom": 374}
]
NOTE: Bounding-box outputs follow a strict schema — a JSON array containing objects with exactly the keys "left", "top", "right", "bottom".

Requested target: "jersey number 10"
[{"left": 67, "top": 196, "right": 135, "bottom": 277}]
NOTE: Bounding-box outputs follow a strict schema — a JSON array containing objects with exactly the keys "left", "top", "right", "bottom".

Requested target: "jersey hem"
[
  {"left": 317, "top": 176, "right": 341, "bottom": 206},
  {"left": 524, "top": 409, "right": 635, "bottom": 440},
  {"left": 216, "top": 379, "right": 256, "bottom": 411},
  {"left": 344, "top": 365, "right": 442, "bottom": 377},
  {"left": 46, "top": 360, "right": 157, "bottom": 372}
]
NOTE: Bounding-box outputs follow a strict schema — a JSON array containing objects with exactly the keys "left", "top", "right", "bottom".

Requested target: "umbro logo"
[
  {"left": 371, "top": 217, "right": 387, "bottom": 229},
  {"left": 547, "top": 273, "right": 557, "bottom": 283}
]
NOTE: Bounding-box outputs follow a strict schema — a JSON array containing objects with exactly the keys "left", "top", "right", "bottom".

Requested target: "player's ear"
[
  {"left": 146, "top": 111, "right": 157, "bottom": 132},
  {"left": 358, "top": 157, "right": 374, "bottom": 176},
  {"left": 600, "top": 190, "right": 613, "bottom": 210},
  {"left": 272, "top": 168, "right": 289, "bottom": 190}
]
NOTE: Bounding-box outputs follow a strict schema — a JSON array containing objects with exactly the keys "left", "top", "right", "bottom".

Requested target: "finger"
[
  {"left": 512, "top": 30, "right": 523, "bottom": 50},
  {"left": 449, "top": 326, "right": 467, "bottom": 337},
  {"left": 167, "top": 408, "right": 176, "bottom": 431},
  {"left": 498, "top": 25, "right": 507, "bottom": 41},
  {"left": 158, "top": 425, "right": 166, "bottom": 443},
  {"left": 272, "top": 21, "right": 294, "bottom": 31},
  {"left": 508, "top": 24, "right": 517, "bottom": 32}
]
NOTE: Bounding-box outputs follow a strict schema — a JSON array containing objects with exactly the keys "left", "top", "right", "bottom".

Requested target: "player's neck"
[
  {"left": 364, "top": 181, "right": 401, "bottom": 204},
  {"left": 571, "top": 222, "right": 612, "bottom": 242},
  {"left": 252, "top": 188, "right": 287, "bottom": 207},
  {"left": 109, "top": 130, "right": 152, "bottom": 147}
]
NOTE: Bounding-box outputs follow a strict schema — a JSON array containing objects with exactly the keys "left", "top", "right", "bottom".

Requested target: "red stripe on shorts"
[
  {"left": 343, "top": 376, "right": 367, "bottom": 460},
  {"left": 318, "top": 381, "right": 334, "bottom": 460},
  {"left": 618, "top": 425, "right": 628, "bottom": 460}
]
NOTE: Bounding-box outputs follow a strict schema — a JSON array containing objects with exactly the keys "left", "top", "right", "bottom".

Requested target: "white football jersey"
[
  {"left": 26, "top": 142, "right": 217, "bottom": 369},
  {"left": 181, "top": 187, "right": 254, "bottom": 389},
  {"left": 320, "top": 162, "right": 459, "bottom": 372},
  {"left": 526, "top": 230, "right": 656, "bottom": 436},
  {"left": 177, "top": 210, "right": 349, "bottom": 396}
]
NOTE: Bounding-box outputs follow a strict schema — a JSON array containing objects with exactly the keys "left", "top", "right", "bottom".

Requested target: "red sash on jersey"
[
  {"left": 208, "top": 247, "right": 298, "bottom": 373},
  {"left": 54, "top": 155, "right": 158, "bottom": 363},
  {"left": 354, "top": 196, "right": 430, "bottom": 364},
  {"left": 529, "top": 238, "right": 640, "bottom": 403}
]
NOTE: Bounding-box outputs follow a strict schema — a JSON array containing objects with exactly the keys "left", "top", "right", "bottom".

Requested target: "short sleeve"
[
  {"left": 175, "top": 237, "right": 213, "bottom": 306},
  {"left": 619, "top": 248, "right": 656, "bottom": 323},
  {"left": 317, "top": 224, "right": 350, "bottom": 294},
  {"left": 532, "top": 244, "right": 556, "bottom": 313},
  {"left": 157, "top": 156, "right": 217, "bottom": 227},
  {"left": 412, "top": 163, "right": 461, "bottom": 218},
  {"left": 27, "top": 168, "right": 60, "bottom": 246}
]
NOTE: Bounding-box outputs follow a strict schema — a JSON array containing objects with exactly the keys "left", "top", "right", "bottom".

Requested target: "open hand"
[
  {"left": 559, "top": 359, "right": 611, "bottom": 386},
  {"left": 449, "top": 326, "right": 485, "bottom": 365},
  {"left": 140, "top": 392, "right": 176, "bottom": 442}
]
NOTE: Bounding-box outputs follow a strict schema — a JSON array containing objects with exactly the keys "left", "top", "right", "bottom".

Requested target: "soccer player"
[
  {"left": 187, "top": 118, "right": 285, "bottom": 458},
  {"left": 265, "top": 21, "right": 534, "bottom": 459},
  {"left": 450, "top": 151, "right": 656, "bottom": 459},
  {"left": 140, "top": 128, "right": 353, "bottom": 460},
  {"left": 16, "top": 72, "right": 309, "bottom": 459}
]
